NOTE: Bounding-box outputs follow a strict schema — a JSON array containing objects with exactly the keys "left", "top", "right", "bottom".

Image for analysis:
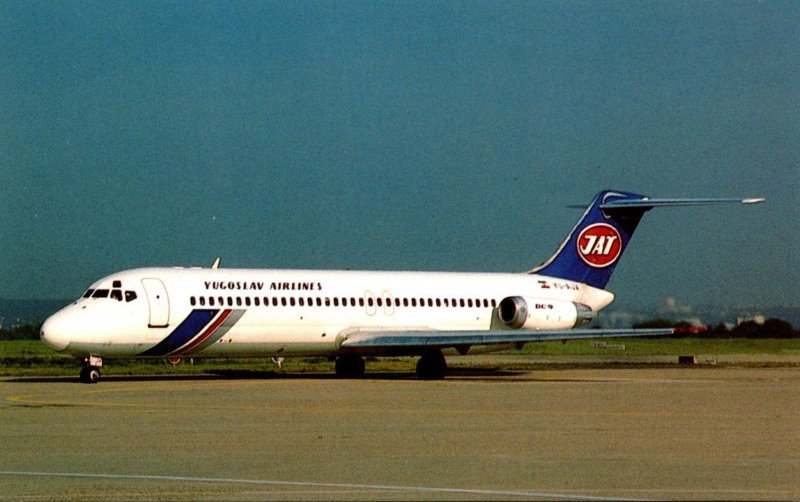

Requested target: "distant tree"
[
  {"left": 761, "top": 318, "right": 795, "bottom": 338},
  {"left": 730, "top": 319, "right": 798, "bottom": 339},
  {"left": 706, "top": 322, "right": 731, "bottom": 339},
  {"left": 631, "top": 318, "right": 703, "bottom": 338},
  {"left": 632, "top": 318, "right": 798, "bottom": 339},
  {"left": 730, "top": 321, "right": 762, "bottom": 338},
  {"left": 0, "top": 323, "right": 41, "bottom": 341},
  {"left": 632, "top": 318, "right": 675, "bottom": 329}
]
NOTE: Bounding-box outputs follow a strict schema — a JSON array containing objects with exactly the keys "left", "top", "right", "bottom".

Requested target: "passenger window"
[
  {"left": 124, "top": 291, "right": 137, "bottom": 302},
  {"left": 199, "top": 297, "right": 206, "bottom": 306},
  {"left": 209, "top": 297, "right": 216, "bottom": 306},
  {"left": 190, "top": 297, "right": 196, "bottom": 306},
  {"left": 254, "top": 297, "right": 260, "bottom": 307},
  {"left": 245, "top": 297, "right": 251, "bottom": 306},
  {"left": 290, "top": 297, "right": 296, "bottom": 307}
]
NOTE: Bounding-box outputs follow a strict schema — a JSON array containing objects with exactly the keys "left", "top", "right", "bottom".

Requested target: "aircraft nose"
[{"left": 40, "top": 313, "right": 70, "bottom": 352}]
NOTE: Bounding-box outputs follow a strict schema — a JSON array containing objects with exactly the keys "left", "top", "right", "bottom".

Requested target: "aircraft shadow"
[{"left": 5, "top": 367, "right": 522, "bottom": 384}]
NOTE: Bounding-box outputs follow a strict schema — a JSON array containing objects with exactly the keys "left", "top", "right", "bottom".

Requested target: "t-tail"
[{"left": 530, "top": 190, "right": 764, "bottom": 289}]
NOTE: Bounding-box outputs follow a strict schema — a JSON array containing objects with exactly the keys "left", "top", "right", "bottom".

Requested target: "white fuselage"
[{"left": 41, "top": 267, "right": 614, "bottom": 359}]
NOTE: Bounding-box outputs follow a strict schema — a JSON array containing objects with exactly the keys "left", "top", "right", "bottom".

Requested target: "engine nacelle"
[{"left": 497, "top": 296, "right": 594, "bottom": 330}]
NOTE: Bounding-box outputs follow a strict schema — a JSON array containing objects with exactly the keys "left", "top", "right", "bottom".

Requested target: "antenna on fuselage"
[{"left": 211, "top": 257, "right": 221, "bottom": 269}]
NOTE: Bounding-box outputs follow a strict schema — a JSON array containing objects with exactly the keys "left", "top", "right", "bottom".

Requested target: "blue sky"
[{"left": 2, "top": 1, "right": 797, "bottom": 308}]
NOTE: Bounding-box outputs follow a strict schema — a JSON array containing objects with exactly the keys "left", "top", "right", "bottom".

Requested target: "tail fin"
[{"left": 530, "top": 190, "right": 764, "bottom": 289}]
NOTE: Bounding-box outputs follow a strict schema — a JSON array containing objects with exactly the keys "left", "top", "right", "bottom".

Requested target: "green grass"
[{"left": 1, "top": 337, "right": 798, "bottom": 378}]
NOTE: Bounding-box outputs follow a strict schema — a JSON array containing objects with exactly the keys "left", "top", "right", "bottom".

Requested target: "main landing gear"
[
  {"left": 79, "top": 356, "right": 103, "bottom": 384},
  {"left": 335, "top": 354, "right": 366, "bottom": 378},
  {"left": 416, "top": 350, "right": 447, "bottom": 380},
  {"left": 334, "top": 350, "right": 448, "bottom": 380}
]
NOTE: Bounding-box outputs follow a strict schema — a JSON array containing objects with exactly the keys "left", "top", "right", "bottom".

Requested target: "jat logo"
[{"left": 576, "top": 223, "right": 622, "bottom": 268}]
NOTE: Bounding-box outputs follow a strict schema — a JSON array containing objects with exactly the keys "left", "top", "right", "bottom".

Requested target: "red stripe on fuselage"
[{"left": 175, "top": 309, "right": 233, "bottom": 355}]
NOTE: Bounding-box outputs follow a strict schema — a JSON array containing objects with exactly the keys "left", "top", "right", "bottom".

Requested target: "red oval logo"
[{"left": 576, "top": 223, "right": 622, "bottom": 268}]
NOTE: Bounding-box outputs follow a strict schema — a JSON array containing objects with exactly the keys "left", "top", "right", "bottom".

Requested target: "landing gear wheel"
[
  {"left": 80, "top": 366, "right": 101, "bottom": 384},
  {"left": 335, "top": 355, "right": 366, "bottom": 378},
  {"left": 416, "top": 351, "right": 447, "bottom": 380}
]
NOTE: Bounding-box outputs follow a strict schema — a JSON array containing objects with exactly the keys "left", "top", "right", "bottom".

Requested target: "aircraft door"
[
  {"left": 363, "top": 290, "right": 376, "bottom": 316},
  {"left": 382, "top": 290, "right": 395, "bottom": 316},
  {"left": 141, "top": 278, "right": 170, "bottom": 328}
]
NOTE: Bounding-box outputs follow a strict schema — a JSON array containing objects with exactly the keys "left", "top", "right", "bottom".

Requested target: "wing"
[{"left": 337, "top": 327, "right": 672, "bottom": 353}]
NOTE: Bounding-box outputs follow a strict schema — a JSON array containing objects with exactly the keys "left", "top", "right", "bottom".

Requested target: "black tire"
[
  {"left": 335, "top": 355, "right": 366, "bottom": 378},
  {"left": 80, "top": 366, "right": 101, "bottom": 384},
  {"left": 416, "top": 351, "right": 447, "bottom": 380}
]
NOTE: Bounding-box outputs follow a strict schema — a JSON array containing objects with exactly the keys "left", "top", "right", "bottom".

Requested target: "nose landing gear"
[{"left": 79, "top": 356, "right": 103, "bottom": 384}]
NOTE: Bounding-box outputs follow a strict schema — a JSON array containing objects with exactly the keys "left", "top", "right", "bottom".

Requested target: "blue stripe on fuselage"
[{"left": 139, "top": 309, "right": 218, "bottom": 357}]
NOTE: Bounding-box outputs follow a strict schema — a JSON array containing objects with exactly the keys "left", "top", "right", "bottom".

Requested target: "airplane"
[{"left": 40, "top": 190, "right": 763, "bottom": 383}]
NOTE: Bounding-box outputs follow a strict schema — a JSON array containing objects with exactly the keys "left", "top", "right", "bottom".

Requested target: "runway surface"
[{"left": 1, "top": 366, "right": 798, "bottom": 500}]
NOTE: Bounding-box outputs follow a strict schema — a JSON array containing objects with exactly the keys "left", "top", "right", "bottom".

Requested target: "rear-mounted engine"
[{"left": 497, "top": 296, "right": 594, "bottom": 330}]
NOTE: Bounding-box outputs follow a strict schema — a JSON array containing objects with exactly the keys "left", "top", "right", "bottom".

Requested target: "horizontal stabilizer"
[{"left": 600, "top": 197, "right": 765, "bottom": 209}]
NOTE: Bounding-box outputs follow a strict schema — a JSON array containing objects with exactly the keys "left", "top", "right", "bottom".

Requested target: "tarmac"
[{"left": 1, "top": 363, "right": 798, "bottom": 500}]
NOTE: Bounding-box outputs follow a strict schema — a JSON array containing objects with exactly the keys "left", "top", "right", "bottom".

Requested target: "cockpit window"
[{"left": 81, "top": 288, "right": 138, "bottom": 302}]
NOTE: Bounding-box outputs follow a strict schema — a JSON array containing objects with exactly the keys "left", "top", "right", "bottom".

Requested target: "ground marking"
[{"left": 0, "top": 469, "right": 642, "bottom": 501}]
